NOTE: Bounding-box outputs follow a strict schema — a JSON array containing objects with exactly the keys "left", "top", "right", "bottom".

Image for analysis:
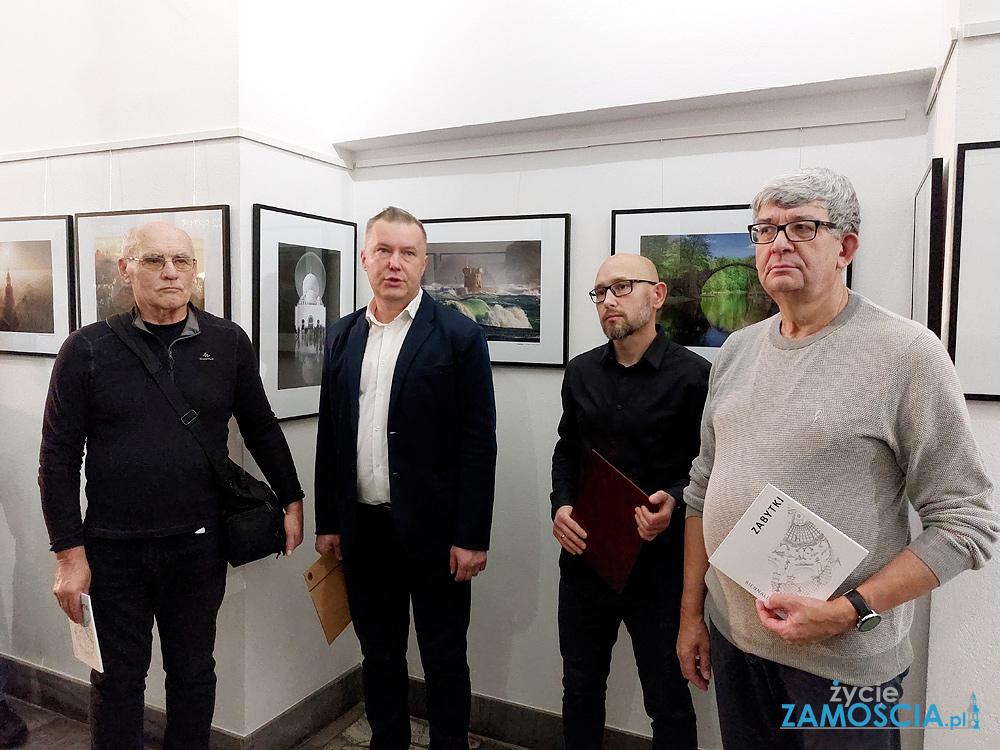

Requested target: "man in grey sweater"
[{"left": 677, "top": 168, "right": 998, "bottom": 749}]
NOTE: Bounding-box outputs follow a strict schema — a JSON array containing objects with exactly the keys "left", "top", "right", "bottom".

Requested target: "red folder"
[{"left": 570, "top": 450, "right": 653, "bottom": 593}]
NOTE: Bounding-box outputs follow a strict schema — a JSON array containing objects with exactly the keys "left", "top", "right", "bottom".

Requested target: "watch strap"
[{"left": 843, "top": 588, "right": 873, "bottom": 618}]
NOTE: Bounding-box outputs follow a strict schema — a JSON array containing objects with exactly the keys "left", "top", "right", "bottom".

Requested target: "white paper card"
[
  {"left": 709, "top": 484, "right": 869, "bottom": 601},
  {"left": 69, "top": 593, "right": 104, "bottom": 673}
]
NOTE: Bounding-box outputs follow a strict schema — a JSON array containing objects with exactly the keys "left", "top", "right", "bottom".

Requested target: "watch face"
[{"left": 858, "top": 613, "right": 882, "bottom": 632}]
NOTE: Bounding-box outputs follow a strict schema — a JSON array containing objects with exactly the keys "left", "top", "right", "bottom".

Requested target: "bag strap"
[{"left": 107, "top": 312, "right": 234, "bottom": 481}]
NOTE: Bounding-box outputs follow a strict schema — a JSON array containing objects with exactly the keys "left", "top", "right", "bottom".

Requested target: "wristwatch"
[{"left": 844, "top": 589, "right": 882, "bottom": 632}]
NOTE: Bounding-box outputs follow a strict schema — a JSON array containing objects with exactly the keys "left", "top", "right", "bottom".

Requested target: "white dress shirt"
[{"left": 356, "top": 290, "right": 423, "bottom": 505}]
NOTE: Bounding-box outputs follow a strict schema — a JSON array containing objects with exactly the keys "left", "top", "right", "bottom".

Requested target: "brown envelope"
[{"left": 303, "top": 553, "right": 352, "bottom": 644}]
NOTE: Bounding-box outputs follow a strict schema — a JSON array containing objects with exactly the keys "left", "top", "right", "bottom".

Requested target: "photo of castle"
[{"left": 0, "top": 240, "right": 55, "bottom": 334}]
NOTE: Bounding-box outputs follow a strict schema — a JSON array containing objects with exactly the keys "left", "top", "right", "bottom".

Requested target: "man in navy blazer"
[{"left": 315, "top": 206, "right": 497, "bottom": 750}]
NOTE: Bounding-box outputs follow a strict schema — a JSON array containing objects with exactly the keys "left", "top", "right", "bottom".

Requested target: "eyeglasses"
[
  {"left": 588, "top": 279, "right": 656, "bottom": 303},
  {"left": 748, "top": 220, "right": 839, "bottom": 244},
  {"left": 126, "top": 255, "right": 196, "bottom": 272}
]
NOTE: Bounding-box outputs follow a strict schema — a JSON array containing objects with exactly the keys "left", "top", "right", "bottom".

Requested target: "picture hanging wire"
[{"left": 43, "top": 157, "right": 50, "bottom": 214}]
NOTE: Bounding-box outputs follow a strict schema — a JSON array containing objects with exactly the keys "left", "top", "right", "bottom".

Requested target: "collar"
[
  {"left": 600, "top": 326, "right": 668, "bottom": 369},
  {"left": 366, "top": 288, "right": 424, "bottom": 328},
  {"left": 768, "top": 290, "right": 861, "bottom": 350},
  {"left": 131, "top": 302, "right": 200, "bottom": 338}
]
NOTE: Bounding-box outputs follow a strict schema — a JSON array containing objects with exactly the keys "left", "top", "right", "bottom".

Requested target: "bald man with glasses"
[{"left": 550, "top": 253, "right": 710, "bottom": 750}]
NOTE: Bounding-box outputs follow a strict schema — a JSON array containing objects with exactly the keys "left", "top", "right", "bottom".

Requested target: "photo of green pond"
[{"left": 639, "top": 232, "right": 777, "bottom": 347}]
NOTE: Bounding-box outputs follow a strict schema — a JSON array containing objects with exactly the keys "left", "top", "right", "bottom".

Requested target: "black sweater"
[{"left": 39, "top": 307, "right": 303, "bottom": 552}]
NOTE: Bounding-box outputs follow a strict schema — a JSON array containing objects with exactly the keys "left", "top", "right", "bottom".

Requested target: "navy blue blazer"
[{"left": 314, "top": 293, "right": 498, "bottom": 560}]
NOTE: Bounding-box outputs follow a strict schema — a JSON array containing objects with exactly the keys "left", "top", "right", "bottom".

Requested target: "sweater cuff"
[
  {"left": 906, "top": 527, "right": 973, "bottom": 586},
  {"left": 683, "top": 484, "right": 705, "bottom": 517},
  {"left": 51, "top": 533, "right": 86, "bottom": 553}
]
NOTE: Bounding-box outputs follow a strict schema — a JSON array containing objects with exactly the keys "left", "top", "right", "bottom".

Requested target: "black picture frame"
[
  {"left": 613, "top": 205, "right": 767, "bottom": 360},
  {"left": 948, "top": 140, "right": 1000, "bottom": 400},
  {"left": 74, "top": 205, "right": 231, "bottom": 326},
  {"left": 911, "top": 158, "right": 946, "bottom": 337},
  {"left": 613, "top": 204, "right": 854, "bottom": 360},
  {"left": 420, "top": 213, "right": 571, "bottom": 367},
  {"left": 0, "top": 215, "right": 75, "bottom": 356},
  {"left": 253, "top": 204, "right": 358, "bottom": 420}
]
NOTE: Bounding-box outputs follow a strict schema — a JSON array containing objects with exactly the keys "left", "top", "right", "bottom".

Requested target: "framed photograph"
[
  {"left": 613, "top": 205, "right": 853, "bottom": 361},
  {"left": 74, "top": 205, "right": 230, "bottom": 325},
  {"left": 253, "top": 204, "right": 357, "bottom": 420},
  {"left": 911, "top": 158, "right": 946, "bottom": 336},
  {"left": 613, "top": 205, "right": 776, "bottom": 362},
  {"left": 0, "top": 215, "right": 74, "bottom": 356},
  {"left": 949, "top": 141, "right": 1000, "bottom": 400},
  {"left": 421, "top": 213, "right": 570, "bottom": 367}
]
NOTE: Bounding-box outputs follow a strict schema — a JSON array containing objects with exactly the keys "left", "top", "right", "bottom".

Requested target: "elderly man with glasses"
[
  {"left": 677, "top": 168, "right": 998, "bottom": 749},
  {"left": 39, "top": 222, "right": 304, "bottom": 750},
  {"left": 550, "top": 253, "right": 710, "bottom": 750}
]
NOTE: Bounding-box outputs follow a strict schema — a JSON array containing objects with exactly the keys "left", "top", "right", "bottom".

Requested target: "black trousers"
[
  {"left": 710, "top": 625, "right": 904, "bottom": 750},
  {"left": 86, "top": 531, "right": 227, "bottom": 750},
  {"left": 558, "top": 550, "right": 697, "bottom": 750},
  {"left": 344, "top": 503, "right": 473, "bottom": 750}
]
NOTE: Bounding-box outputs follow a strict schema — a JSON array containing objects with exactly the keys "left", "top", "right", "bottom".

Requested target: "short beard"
[{"left": 602, "top": 305, "right": 652, "bottom": 341}]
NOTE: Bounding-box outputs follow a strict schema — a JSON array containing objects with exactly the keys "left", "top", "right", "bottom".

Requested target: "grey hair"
[
  {"left": 752, "top": 168, "right": 860, "bottom": 236},
  {"left": 120, "top": 222, "right": 193, "bottom": 258},
  {"left": 365, "top": 206, "right": 426, "bottom": 243},
  {"left": 120, "top": 226, "right": 145, "bottom": 258}
]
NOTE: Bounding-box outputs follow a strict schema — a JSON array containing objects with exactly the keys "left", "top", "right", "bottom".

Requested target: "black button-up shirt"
[{"left": 551, "top": 330, "right": 710, "bottom": 556}]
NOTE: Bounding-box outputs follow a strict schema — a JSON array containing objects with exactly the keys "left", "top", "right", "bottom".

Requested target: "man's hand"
[
  {"left": 450, "top": 546, "right": 487, "bottom": 582},
  {"left": 677, "top": 614, "right": 712, "bottom": 691},
  {"left": 283, "top": 501, "right": 304, "bottom": 556},
  {"left": 756, "top": 593, "right": 856, "bottom": 645},
  {"left": 553, "top": 505, "right": 587, "bottom": 554},
  {"left": 635, "top": 491, "right": 676, "bottom": 541},
  {"left": 53, "top": 546, "right": 91, "bottom": 624},
  {"left": 315, "top": 533, "right": 343, "bottom": 561}
]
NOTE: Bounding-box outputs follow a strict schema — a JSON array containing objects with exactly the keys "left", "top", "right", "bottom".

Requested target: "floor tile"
[
  {"left": 4, "top": 697, "right": 158, "bottom": 750},
  {"left": 309, "top": 713, "right": 525, "bottom": 750},
  {"left": 5, "top": 696, "right": 528, "bottom": 750}
]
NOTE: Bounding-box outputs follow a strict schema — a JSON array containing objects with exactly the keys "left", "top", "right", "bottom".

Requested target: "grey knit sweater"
[{"left": 685, "top": 292, "right": 998, "bottom": 685}]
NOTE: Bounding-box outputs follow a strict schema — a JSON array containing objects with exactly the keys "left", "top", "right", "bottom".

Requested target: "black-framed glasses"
[
  {"left": 588, "top": 278, "right": 656, "bottom": 303},
  {"left": 126, "top": 255, "right": 196, "bottom": 272},
  {"left": 748, "top": 220, "right": 839, "bottom": 244}
]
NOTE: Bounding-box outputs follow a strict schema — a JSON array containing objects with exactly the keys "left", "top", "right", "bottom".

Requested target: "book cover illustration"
[{"left": 709, "top": 484, "right": 869, "bottom": 601}]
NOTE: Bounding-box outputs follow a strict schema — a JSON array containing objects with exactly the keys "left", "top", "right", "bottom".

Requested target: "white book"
[
  {"left": 709, "top": 484, "right": 869, "bottom": 601},
  {"left": 69, "top": 593, "right": 104, "bottom": 673}
]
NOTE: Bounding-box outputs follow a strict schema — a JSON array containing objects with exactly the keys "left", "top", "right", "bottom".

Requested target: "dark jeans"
[
  {"left": 710, "top": 625, "right": 903, "bottom": 750},
  {"left": 558, "top": 551, "right": 697, "bottom": 750},
  {"left": 344, "top": 504, "right": 473, "bottom": 750},
  {"left": 86, "top": 531, "right": 227, "bottom": 750}
]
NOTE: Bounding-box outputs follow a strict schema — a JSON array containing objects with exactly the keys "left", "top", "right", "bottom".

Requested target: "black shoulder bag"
[{"left": 108, "top": 313, "right": 286, "bottom": 566}]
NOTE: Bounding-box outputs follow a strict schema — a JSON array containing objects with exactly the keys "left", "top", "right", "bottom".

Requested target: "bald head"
[
  {"left": 595, "top": 253, "right": 659, "bottom": 288},
  {"left": 121, "top": 222, "right": 194, "bottom": 259},
  {"left": 591, "top": 253, "right": 666, "bottom": 344}
]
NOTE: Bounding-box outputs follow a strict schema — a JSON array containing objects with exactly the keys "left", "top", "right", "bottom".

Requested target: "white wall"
[
  {"left": 0, "top": 1, "right": 239, "bottom": 156},
  {"left": 238, "top": 0, "right": 944, "bottom": 150},
  {"left": 236, "top": 139, "right": 362, "bottom": 734},
  {"left": 352, "top": 97, "right": 931, "bottom": 744},
  {"left": 923, "top": 1, "right": 1000, "bottom": 747}
]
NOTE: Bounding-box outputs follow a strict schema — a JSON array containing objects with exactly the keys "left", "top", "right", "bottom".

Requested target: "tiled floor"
[
  {"left": 2, "top": 698, "right": 526, "bottom": 750},
  {"left": 1, "top": 696, "right": 156, "bottom": 749},
  {"left": 289, "top": 704, "right": 524, "bottom": 750}
]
